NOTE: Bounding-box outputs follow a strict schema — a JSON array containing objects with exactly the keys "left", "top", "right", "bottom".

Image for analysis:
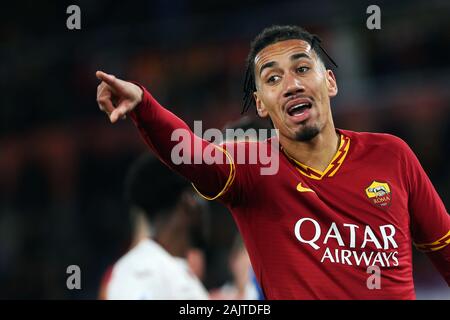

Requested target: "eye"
[
  {"left": 267, "top": 75, "right": 281, "bottom": 83},
  {"left": 296, "top": 66, "right": 310, "bottom": 73}
]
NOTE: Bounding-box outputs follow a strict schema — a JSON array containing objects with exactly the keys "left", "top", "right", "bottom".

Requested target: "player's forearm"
[
  {"left": 129, "top": 86, "right": 231, "bottom": 197},
  {"left": 129, "top": 86, "right": 195, "bottom": 160}
]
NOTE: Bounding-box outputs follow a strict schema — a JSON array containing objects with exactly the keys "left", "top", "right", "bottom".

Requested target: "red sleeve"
[
  {"left": 128, "top": 85, "right": 237, "bottom": 203},
  {"left": 402, "top": 140, "right": 450, "bottom": 285}
]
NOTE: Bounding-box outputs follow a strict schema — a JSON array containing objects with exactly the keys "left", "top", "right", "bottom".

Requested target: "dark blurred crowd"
[{"left": 0, "top": 0, "right": 449, "bottom": 298}]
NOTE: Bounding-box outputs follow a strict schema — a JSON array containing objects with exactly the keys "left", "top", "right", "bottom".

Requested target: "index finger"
[{"left": 96, "top": 71, "right": 119, "bottom": 89}]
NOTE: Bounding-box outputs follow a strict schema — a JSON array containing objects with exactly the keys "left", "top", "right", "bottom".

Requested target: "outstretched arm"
[{"left": 95, "top": 71, "right": 236, "bottom": 202}]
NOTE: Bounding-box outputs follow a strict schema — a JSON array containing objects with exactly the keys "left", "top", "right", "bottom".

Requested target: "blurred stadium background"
[{"left": 0, "top": 0, "right": 449, "bottom": 299}]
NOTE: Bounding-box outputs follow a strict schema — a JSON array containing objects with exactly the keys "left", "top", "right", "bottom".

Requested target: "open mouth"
[{"left": 287, "top": 102, "right": 312, "bottom": 116}]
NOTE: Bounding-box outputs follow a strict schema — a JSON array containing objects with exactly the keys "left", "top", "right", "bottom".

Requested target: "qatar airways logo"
[{"left": 294, "top": 218, "right": 399, "bottom": 267}]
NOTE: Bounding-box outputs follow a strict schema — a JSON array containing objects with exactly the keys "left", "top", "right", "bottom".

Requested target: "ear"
[
  {"left": 326, "top": 70, "right": 338, "bottom": 97},
  {"left": 253, "top": 91, "right": 269, "bottom": 118}
]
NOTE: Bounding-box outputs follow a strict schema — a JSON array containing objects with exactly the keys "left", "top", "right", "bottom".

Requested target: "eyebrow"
[{"left": 259, "top": 52, "right": 311, "bottom": 76}]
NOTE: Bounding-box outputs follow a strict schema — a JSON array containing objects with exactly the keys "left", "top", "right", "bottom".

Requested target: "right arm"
[{"left": 95, "top": 71, "right": 236, "bottom": 202}]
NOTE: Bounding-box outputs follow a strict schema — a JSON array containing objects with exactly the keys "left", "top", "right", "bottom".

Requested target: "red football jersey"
[{"left": 130, "top": 87, "right": 450, "bottom": 299}]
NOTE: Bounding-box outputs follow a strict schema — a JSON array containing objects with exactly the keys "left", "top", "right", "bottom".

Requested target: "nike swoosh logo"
[{"left": 296, "top": 182, "right": 315, "bottom": 193}]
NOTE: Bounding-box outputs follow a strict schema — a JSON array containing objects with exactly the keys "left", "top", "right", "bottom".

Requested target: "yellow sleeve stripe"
[
  {"left": 191, "top": 144, "right": 236, "bottom": 201},
  {"left": 414, "top": 230, "right": 450, "bottom": 252}
]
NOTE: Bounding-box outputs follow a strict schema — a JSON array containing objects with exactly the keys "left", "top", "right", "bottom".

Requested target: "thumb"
[{"left": 109, "top": 102, "right": 131, "bottom": 123}]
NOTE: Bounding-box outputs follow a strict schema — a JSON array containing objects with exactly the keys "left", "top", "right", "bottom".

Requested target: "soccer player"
[
  {"left": 95, "top": 25, "right": 450, "bottom": 299},
  {"left": 102, "top": 154, "right": 209, "bottom": 299}
]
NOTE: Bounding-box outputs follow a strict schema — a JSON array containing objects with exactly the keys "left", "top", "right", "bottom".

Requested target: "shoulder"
[
  {"left": 339, "top": 129, "right": 413, "bottom": 159},
  {"left": 111, "top": 239, "right": 169, "bottom": 276},
  {"left": 107, "top": 239, "right": 185, "bottom": 299}
]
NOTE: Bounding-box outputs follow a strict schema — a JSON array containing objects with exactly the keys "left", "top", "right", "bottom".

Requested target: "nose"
[{"left": 282, "top": 72, "right": 305, "bottom": 98}]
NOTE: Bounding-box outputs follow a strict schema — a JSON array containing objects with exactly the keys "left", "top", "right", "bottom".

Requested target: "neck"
[
  {"left": 130, "top": 211, "right": 151, "bottom": 249},
  {"left": 155, "top": 214, "right": 190, "bottom": 258},
  {"left": 281, "top": 123, "right": 340, "bottom": 172}
]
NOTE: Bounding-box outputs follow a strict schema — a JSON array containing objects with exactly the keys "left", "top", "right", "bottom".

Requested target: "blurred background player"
[
  {"left": 99, "top": 153, "right": 209, "bottom": 299},
  {"left": 209, "top": 235, "right": 263, "bottom": 300}
]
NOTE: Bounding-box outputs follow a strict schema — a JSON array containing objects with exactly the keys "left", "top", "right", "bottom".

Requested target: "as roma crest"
[{"left": 365, "top": 181, "right": 392, "bottom": 208}]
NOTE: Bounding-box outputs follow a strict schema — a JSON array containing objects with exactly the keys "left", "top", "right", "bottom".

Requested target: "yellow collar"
[{"left": 283, "top": 134, "right": 351, "bottom": 180}]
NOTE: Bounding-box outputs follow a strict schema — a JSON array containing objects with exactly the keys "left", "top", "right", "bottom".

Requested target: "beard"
[{"left": 294, "top": 124, "right": 321, "bottom": 141}]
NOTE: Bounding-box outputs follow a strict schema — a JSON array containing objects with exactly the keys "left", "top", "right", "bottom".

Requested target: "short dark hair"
[
  {"left": 124, "top": 153, "right": 189, "bottom": 222},
  {"left": 242, "top": 25, "right": 337, "bottom": 114}
]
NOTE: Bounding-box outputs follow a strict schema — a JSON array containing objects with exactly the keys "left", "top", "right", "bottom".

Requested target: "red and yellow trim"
[
  {"left": 192, "top": 144, "right": 236, "bottom": 201},
  {"left": 414, "top": 230, "right": 450, "bottom": 252},
  {"left": 283, "top": 134, "right": 351, "bottom": 180}
]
